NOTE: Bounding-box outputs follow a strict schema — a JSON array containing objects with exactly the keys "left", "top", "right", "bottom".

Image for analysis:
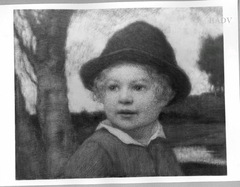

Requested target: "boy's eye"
[
  {"left": 133, "top": 85, "right": 146, "bottom": 91},
  {"left": 107, "top": 84, "right": 119, "bottom": 91}
]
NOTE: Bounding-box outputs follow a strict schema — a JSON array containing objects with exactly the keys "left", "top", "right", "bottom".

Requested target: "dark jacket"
[{"left": 64, "top": 128, "right": 183, "bottom": 178}]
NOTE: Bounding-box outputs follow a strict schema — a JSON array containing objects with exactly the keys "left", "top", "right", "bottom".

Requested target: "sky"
[{"left": 16, "top": 7, "right": 223, "bottom": 114}]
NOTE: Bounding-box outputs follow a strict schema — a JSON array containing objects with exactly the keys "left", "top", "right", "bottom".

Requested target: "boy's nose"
[{"left": 118, "top": 88, "right": 133, "bottom": 105}]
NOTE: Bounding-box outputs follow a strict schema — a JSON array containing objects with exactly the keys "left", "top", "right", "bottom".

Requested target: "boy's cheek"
[
  {"left": 103, "top": 103, "right": 117, "bottom": 113},
  {"left": 103, "top": 95, "right": 119, "bottom": 104}
]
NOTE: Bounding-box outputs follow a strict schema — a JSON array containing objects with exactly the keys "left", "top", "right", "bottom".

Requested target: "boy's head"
[{"left": 80, "top": 21, "right": 191, "bottom": 107}]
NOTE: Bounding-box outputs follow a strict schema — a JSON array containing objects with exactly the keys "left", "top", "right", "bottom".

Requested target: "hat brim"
[{"left": 80, "top": 49, "right": 191, "bottom": 105}]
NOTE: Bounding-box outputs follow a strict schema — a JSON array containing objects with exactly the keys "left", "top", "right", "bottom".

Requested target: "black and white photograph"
[{"left": 0, "top": 0, "right": 240, "bottom": 186}]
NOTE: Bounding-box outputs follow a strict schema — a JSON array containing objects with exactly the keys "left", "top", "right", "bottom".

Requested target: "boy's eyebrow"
[
  {"left": 104, "top": 79, "right": 119, "bottom": 83},
  {"left": 105, "top": 78, "right": 151, "bottom": 83},
  {"left": 132, "top": 78, "right": 152, "bottom": 83}
]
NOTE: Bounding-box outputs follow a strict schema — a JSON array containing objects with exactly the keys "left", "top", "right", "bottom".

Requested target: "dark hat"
[{"left": 80, "top": 21, "right": 191, "bottom": 105}]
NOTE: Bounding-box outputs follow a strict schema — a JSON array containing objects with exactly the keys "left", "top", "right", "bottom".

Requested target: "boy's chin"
[{"left": 111, "top": 121, "right": 147, "bottom": 132}]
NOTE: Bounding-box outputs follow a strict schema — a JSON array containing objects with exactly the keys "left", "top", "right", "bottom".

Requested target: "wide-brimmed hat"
[{"left": 80, "top": 21, "right": 191, "bottom": 105}]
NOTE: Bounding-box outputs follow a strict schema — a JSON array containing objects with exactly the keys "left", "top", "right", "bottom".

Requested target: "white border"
[
  {"left": 0, "top": 0, "right": 239, "bottom": 186},
  {"left": 222, "top": 0, "right": 240, "bottom": 179},
  {"left": 11, "top": 1, "right": 226, "bottom": 9}
]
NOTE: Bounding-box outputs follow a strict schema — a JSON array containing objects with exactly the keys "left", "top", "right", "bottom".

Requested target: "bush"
[{"left": 161, "top": 93, "right": 225, "bottom": 124}]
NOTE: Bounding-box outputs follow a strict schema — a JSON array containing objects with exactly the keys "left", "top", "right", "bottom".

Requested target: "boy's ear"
[
  {"left": 93, "top": 94, "right": 99, "bottom": 102},
  {"left": 92, "top": 93, "right": 103, "bottom": 104},
  {"left": 161, "top": 90, "right": 176, "bottom": 108},
  {"left": 169, "top": 90, "right": 176, "bottom": 103}
]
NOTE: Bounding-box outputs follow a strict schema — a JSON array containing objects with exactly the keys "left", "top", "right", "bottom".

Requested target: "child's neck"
[{"left": 123, "top": 120, "right": 159, "bottom": 145}]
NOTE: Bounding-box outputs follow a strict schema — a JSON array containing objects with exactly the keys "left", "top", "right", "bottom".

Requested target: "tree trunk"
[
  {"left": 15, "top": 74, "right": 46, "bottom": 179},
  {"left": 15, "top": 10, "right": 77, "bottom": 179},
  {"left": 36, "top": 66, "right": 76, "bottom": 178}
]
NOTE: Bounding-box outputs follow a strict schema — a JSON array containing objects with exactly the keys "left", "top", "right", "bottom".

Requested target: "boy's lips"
[
  {"left": 117, "top": 109, "right": 137, "bottom": 114},
  {"left": 117, "top": 110, "right": 137, "bottom": 117}
]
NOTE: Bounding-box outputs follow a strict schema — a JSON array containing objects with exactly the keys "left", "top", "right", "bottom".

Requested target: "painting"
[{"left": 0, "top": 1, "right": 238, "bottom": 186}]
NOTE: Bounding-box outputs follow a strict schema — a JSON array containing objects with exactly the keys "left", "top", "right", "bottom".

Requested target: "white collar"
[{"left": 96, "top": 119, "right": 166, "bottom": 147}]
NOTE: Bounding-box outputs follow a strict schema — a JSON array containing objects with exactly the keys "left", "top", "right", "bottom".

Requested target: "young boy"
[{"left": 64, "top": 21, "right": 191, "bottom": 178}]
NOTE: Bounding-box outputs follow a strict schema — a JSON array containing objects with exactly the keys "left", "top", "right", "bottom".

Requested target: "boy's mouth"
[{"left": 117, "top": 110, "right": 137, "bottom": 117}]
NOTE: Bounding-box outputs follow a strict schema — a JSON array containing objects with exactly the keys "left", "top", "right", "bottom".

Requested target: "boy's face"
[{"left": 99, "top": 63, "right": 167, "bottom": 132}]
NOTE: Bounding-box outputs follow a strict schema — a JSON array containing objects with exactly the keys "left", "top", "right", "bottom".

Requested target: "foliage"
[
  {"left": 197, "top": 35, "right": 224, "bottom": 95},
  {"left": 72, "top": 111, "right": 106, "bottom": 145},
  {"left": 161, "top": 93, "right": 225, "bottom": 124}
]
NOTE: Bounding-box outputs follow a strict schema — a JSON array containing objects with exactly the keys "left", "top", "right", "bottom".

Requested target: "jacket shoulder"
[{"left": 85, "top": 129, "right": 123, "bottom": 150}]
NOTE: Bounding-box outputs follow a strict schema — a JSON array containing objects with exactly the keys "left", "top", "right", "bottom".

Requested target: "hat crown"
[{"left": 101, "top": 21, "right": 177, "bottom": 66}]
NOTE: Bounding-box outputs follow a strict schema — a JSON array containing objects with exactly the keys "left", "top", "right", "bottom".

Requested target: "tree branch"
[
  {"left": 14, "top": 25, "right": 37, "bottom": 72},
  {"left": 24, "top": 10, "right": 47, "bottom": 38},
  {"left": 22, "top": 59, "right": 37, "bottom": 85}
]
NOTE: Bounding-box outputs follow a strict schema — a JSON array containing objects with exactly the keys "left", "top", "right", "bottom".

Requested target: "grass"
[
  {"left": 175, "top": 145, "right": 227, "bottom": 175},
  {"left": 174, "top": 146, "right": 226, "bottom": 165},
  {"left": 163, "top": 122, "right": 226, "bottom": 147}
]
